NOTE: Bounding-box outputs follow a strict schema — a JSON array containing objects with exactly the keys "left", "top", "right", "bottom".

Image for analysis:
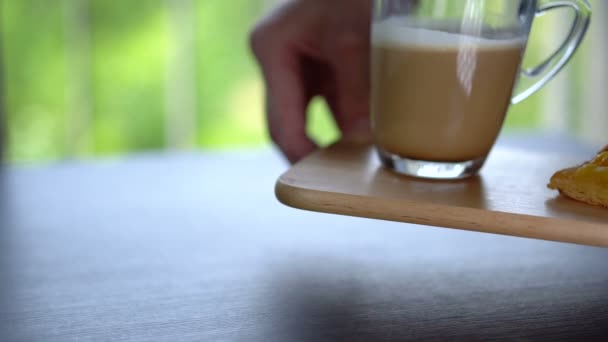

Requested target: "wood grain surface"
[
  {"left": 277, "top": 141, "right": 608, "bottom": 247},
  {"left": 1, "top": 141, "right": 608, "bottom": 341}
]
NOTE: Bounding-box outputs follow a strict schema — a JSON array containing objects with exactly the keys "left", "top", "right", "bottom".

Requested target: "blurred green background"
[{"left": 0, "top": 0, "right": 595, "bottom": 163}]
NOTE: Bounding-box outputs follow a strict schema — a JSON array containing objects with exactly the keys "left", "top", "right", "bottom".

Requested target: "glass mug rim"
[{"left": 370, "top": 0, "right": 591, "bottom": 180}]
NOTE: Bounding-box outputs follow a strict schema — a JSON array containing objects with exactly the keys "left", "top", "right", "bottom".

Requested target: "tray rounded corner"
[{"left": 275, "top": 175, "right": 315, "bottom": 211}]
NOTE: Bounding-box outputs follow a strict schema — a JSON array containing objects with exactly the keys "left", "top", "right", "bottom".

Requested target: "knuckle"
[
  {"left": 249, "top": 4, "right": 293, "bottom": 57},
  {"left": 249, "top": 24, "right": 271, "bottom": 57}
]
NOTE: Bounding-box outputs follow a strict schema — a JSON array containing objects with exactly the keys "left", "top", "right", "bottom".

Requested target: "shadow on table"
[{"left": 265, "top": 260, "right": 608, "bottom": 342}]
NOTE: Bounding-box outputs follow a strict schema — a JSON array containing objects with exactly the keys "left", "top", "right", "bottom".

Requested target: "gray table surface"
[{"left": 1, "top": 135, "right": 608, "bottom": 341}]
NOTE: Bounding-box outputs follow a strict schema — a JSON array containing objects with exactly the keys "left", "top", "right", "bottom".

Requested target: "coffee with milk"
[{"left": 371, "top": 20, "right": 526, "bottom": 162}]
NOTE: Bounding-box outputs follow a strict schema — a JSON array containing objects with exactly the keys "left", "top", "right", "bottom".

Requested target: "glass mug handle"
[{"left": 511, "top": 0, "right": 591, "bottom": 104}]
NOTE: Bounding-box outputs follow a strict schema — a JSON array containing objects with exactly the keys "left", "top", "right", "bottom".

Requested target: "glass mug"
[{"left": 371, "top": 0, "right": 591, "bottom": 179}]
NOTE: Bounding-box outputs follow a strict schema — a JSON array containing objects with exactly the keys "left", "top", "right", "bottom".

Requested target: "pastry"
[{"left": 548, "top": 145, "right": 608, "bottom": 208}]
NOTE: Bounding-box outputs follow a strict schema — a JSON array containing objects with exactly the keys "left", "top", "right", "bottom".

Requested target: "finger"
[
  {"left": 250, "top": 27, "right": 317, "bottom": 164},
  {"left": 328, "top": 38, "right": 372, "bottom": 144},
  {"left": 320, "top": 0, "right": 372, "bottom": 143}
]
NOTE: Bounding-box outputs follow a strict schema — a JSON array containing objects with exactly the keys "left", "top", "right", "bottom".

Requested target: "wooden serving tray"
[{"left": 276, "top": 141, "right": 608, "bottom": 247}]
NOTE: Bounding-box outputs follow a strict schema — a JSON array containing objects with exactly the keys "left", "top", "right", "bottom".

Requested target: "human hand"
[{"left": 250, "top": 0, "right": 372, "bottom": 163}]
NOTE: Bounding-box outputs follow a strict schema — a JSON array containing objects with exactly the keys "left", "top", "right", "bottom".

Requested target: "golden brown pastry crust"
[{"left": 548, "top": 146, "right": 608, "bottom": 208}]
